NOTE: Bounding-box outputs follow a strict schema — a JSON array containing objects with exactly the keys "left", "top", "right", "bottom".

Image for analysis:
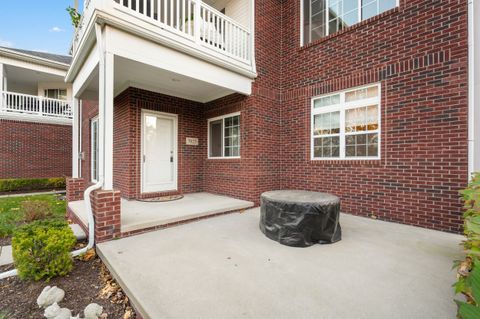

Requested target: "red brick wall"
[
  {"left": 113, "top": 88, "right": 205, "bottom": 199},
  {"left": 0, "top": 119, "right": 72, "bottom": 179},
  {"left": 74, "top": 0, "right": 469, "bottom": 234},
  {"left": 202, "top": 0, "right": 283, "bottom": 204},
  {"left": 277, "top": 0, "right": 469, "bottom": 232}
]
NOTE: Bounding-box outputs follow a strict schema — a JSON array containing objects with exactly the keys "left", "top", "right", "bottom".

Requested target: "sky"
[{"left": 0, "top": 0, "right": 82, "bottom": 55}]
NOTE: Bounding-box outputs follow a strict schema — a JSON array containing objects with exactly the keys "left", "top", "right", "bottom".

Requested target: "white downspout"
[
  {"left": 73, "top": 22, "right": 108, "bottom": 256},
  {"left": 468, "top": 0, "right": 478, "bottom": 178}
]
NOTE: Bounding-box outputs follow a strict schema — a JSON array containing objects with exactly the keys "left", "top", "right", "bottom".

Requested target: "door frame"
[{"left": 140, "top": 109, "right": 178, "bottom": 194}]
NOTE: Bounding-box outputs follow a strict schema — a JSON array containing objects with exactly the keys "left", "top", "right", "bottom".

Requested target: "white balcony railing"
[
  {"left": 72, "top": 0, "right": 252, "bottom": 65},
  {"left": 0, "top": 91, "right": 72, "bottom": 120}
]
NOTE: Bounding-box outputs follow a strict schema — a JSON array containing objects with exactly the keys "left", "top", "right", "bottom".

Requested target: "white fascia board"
[
  {"left": 0, "top": 56, "right": 67, "bottom": 77},
  {"left": 107, "top": 27, "right": 253, "bottom": 96},
  {"left": 72, "top": 43, "right": 100, "bottom": 97},
  {"left": 0, "top": 48, "right": 70, "bottom": 71},
  {"left": 0, "top": 112, "right": 72, "bottom": 126}
]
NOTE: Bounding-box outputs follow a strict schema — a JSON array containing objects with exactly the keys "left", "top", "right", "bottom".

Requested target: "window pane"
[
  {"left": 223, "top": 115, "right": 240, "bottom": 157},
  {"left": 209, "top": 120, "right": 222, "bottom": 157},
  {"left": 313, "top": 136, "right": 340, "bottom": 158},
  {"left": 362, "top": 0, "right": 377, "bottom": 20},
  {"left": 304, "top": 0, "right": 327, "bottom": 43},
  {"left": 304, "top": 0, "right": 397, "bottom": 43},
  {"left": 314, "top": 94, "right": 340, "bottom": 108},
  {"left": 345, "top": 85, "right": 379, "bottom": 102},
  {"left": 379, "top": 0, "right": 396, "bottom": 14},
  {"left": 366, "top": 105, "right": 379, "bottom": 130}
]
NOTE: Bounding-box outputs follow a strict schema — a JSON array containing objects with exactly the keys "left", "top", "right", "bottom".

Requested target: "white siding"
[{"left": 206, "top": 0, "right": 250, "bottom": 28}]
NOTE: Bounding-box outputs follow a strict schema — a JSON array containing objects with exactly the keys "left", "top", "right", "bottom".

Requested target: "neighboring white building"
[{"left": 0, "top": 46, "right": 73, "bottom": 125}]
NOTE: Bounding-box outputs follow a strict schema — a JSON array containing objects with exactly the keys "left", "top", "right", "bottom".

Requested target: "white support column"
[
  {"left": 96, "top": 23, "right": 114, "bottom": 190},
  {"left": 72, "top": 97, "right": 80, "bottom": 178},
  {"left": 103, "top": 52, "right": 114, "bottom": 190},
  {"left": 249, "top": 0, "right": 256, "bottom": 73}
]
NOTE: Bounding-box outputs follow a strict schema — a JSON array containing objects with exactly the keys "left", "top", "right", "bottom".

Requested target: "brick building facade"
[
  {"left": 69, "top": 0, "right": 471, "bottom": 240},
  {"left": 0, "top": 119, "right": 72, "bottom": 179}
]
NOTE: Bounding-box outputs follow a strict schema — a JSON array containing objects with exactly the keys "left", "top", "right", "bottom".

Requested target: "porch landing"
[{"left": 68, "top": 192, "right": 254, "bottom": 234}]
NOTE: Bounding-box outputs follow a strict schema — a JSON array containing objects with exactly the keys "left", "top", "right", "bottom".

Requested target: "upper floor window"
[
  {"left": 44, "top": 89, "right": 67, "bottom": 101},
  {"left": 302, "top": 0, "right": 398, "bottom": 44},
  {"left": 311, "top": 84, "right": 381, "bottom": 160},
  {"left": 208, "top": 113, "right": 240, "bottom": 159}
]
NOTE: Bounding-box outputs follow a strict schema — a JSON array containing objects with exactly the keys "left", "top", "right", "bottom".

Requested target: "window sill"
[
  {"left": 299, "top": 7, "right": 400, "bottom": 52},
  {"left": 207, "top": 157, "right": 241, "bottom": 160},
  {"left": 310, "top": 158, "right": 381, "bottom": 165}
]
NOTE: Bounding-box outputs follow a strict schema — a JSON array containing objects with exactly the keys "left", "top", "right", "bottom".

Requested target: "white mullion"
[
  {"left": 325, "top": 0, "right": 329, "bottom": 35},
  {"left": 358, "top": 0, "right": 362, "bottom": 21}
]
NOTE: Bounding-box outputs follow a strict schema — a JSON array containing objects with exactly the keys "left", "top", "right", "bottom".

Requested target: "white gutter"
[{"left": 468, "top": 0, "right": 477, "bottom": 178}]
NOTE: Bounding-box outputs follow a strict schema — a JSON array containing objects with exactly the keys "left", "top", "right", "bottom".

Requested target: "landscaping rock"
[
  {"left": 84, "top": 303, "right": 103, "bottom": 319},
  {"left": 0, "top": 245, "right": 13, "bottom": 266},
  {"left": 37, "top": 286, "right": 65, "bottom": 308},
  {"left": 44, "top": 302, "right": 71, "bottom": 319}
]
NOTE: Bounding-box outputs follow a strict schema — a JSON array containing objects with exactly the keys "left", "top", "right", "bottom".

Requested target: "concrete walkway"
[{"left": 98, "top": 208, "right": 464, "bottom": 319}]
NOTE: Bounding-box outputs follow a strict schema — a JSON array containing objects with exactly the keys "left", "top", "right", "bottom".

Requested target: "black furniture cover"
[{"left": 259, "top": 190, "right": 342, "bottom": 247}]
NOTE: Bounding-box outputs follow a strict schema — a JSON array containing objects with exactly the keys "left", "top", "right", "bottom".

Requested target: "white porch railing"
[
  {"left": 72, "top": 0, "right": 252, "bottom": 65},
  {"left": 0, "top": 91, "right": 73, "bottom": 120}
]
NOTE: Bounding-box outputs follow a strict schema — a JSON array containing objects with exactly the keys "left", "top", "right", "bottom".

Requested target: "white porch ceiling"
[
  {"left": 4, "top": 65, "right": 66, "bottom": 95},
  {"left": 114, "top": 56, "right": 235, "bottom": 103},
  {"left": 81, "top": 55, "right": 239, "bottom": 103}
]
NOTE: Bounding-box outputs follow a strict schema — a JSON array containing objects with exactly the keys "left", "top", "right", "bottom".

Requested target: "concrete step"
[{"left": 69, "top": 224, "right": 87, "bottom": 241}]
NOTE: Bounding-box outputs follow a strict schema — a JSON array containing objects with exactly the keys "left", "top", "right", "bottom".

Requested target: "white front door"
[{"left": 141, "top": 111, "right": 178, "bottom": 193}]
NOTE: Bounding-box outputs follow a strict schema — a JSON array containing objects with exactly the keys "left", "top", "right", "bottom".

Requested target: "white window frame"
[
  {"left": 207, "top": 112, "right": 241, "bottom": 159},
  {"left": 44, "top": 88, "right": 67, "bottom": 100},
  {"left": 300, "top": 0, "right": 400, "bottom": 46},
  {"left": 311, "top": 83, "right": 382, "bottom": 161},
  {"left": 91, "top": 116, "right": 99, "bottom": 182}
]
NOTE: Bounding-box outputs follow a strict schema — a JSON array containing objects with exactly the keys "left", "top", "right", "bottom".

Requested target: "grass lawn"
[{"left": 0, "top": 194, "right": 66, "bottom": 238}]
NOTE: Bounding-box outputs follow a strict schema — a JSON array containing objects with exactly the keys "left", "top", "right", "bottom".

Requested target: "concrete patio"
[
  {"left": 97, "top": 208, "right": 464, "bottom": 319},
  {"left": 69, "top": 192, "right": 254, "bottom": 233}
]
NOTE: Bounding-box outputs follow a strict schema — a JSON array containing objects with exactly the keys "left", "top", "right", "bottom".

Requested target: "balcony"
[
  {"left": 0, "top": 91, "right": 72, "bottom": 124},
  {"left": 72, "top": 0, "right": 254, "bottom": 72}
]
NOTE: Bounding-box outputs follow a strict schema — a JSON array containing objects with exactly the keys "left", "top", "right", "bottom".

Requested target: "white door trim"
[{"left": 140, "top": 109, "right": 178, "bottom": 193}]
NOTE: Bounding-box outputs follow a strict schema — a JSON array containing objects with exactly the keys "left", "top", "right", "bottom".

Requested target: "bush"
[
  {"left": 455, "top": 172, "right": 480, "bottom": 318},
  {"left": 21, "top": 200, "right": 53, "bottom": 222},
  {"left": 12, "top": 220, "right": 76, "bottom": 281},
  {"left": 0, "top": 178, "right": 66, "bottom": 193}
]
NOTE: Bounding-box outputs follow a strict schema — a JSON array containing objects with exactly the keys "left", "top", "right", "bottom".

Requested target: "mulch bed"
[{"left": 0, "top": 254, "right": 136, "bottom": 319}]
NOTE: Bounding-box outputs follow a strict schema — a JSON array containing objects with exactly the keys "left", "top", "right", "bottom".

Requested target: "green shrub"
[
  {"left": 455, "top": 172, "right": 480, "bottom": 318},
  {"left": 12, "top": 220, "right": 76, "bottom": 281},
  {"left": 0, "top": 177, "right": 66, "bottom": 193},
  {"left": 21, "top": 200, "right": 53, "bottom": 222}
]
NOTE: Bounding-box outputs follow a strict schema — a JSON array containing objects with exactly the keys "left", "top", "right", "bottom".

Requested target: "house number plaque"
[{"left": 186, "top": 137, "right": 199, "bottom": 146}]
